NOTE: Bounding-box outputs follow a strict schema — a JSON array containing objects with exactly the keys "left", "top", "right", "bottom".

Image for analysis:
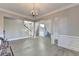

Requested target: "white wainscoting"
[{"left": 51, "top": 35, "right": 79, "bottom": 52}]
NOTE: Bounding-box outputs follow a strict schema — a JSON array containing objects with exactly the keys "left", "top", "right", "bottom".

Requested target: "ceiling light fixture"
[{"left": 31, "top": 3, "right": 38, "bottom": 17}]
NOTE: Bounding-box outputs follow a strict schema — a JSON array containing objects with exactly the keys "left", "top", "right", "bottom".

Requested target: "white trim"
[
  {"left": 0, "top": 4, "right": 78, "bottom": 21},
  {"left": 37, "top": 4, "right": 79, "bottom": 19},
  {"left": 58, "top": 35, "right": 79, "bottom": 39},
  {"left": 0, "top": 8, "right": 33, "bottom": 20},
  {"left": 52, "top": 34, "right": 79, "bottom": 52},
  {"left": 7, "top": 36, "right": 30, "bottom": 41}
]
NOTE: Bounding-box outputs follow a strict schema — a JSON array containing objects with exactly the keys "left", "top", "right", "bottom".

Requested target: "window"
[
  {"left": 39, "top": 24, "right": 45, "bottom": 36},
  {"left": 40, "top": 24, "right": 45, "bottom": 28}
]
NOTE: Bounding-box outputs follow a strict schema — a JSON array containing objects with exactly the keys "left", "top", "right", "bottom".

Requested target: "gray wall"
[
  {"left": 4, "top": 19, "right": 31, "bottom": 40},
  {"left": 53, "top": 5, "right": 79, "bottom": 36},
  {"left": 39, "top": 5, "right": 79, "bottom": 37},
  {"left": 0, "top": 14, "right": 4, "bottom": 37},
  {"left": 0, "top": 11, "right": 20, "bottom": 38},
  {"left": 0, "top": 11, "right": 33, "bottom": 41},
  {"left": 38, "top": 5, "right": 79, "bottom": 51}
]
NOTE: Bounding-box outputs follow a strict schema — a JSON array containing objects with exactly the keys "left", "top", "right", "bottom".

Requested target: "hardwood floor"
[{"left": 10, "top": 37, "right": 79, "bottom": 56}]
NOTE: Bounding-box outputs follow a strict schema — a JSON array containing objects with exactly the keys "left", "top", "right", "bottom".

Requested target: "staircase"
[{"left": 23, "top": 21, "right": 33, "bottom": 38}]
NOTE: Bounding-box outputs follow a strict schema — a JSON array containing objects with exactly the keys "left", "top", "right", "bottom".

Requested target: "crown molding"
[
  {"left": 37, "top": 4, "right": 79, "bottom": 20},
  {"left": 0, "top": 8, "right": 33, "bottom": 20},
  {"left": 0, "top": 4, "right": 79, "bottom": 21}
]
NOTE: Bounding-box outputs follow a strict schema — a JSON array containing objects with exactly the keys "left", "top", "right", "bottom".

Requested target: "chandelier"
[{"left": 31, "top": 3, "right": 38, "bottom": 17}]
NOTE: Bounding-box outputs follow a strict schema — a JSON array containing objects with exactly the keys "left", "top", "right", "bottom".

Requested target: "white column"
[{"left": 33, "top": 21, "right": 36, "bottom": 38}]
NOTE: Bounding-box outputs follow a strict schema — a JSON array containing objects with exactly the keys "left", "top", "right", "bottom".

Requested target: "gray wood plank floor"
[{"left": 10, "top": 37, "right": 79, "bottom": 56}]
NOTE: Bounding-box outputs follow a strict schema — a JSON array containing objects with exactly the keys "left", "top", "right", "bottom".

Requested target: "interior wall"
[
  {"left": 0, "top": 11, "right": 18, "bottom": 38},
  {"left": 0, "top": 11, "right": 33, "bottom": 41},
  {"left": 38, "top": 5, "right": 79, "bottom": 52},
  {"left": 4, "top": 19, "right": 30, "bottom": 41},
  {"left": 0, "top": 13, "right": 4, "bottom": 37},
  {"left": 53, "top": 5, "right": 79, "bottom": 36},
  {"left": 0, "top": 12, "right": 12, "bottom": 38}
]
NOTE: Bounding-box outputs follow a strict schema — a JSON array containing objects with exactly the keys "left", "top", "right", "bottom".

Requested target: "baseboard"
[{"left": 7, "top": 36, "right": 31, "bottom": 41}]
